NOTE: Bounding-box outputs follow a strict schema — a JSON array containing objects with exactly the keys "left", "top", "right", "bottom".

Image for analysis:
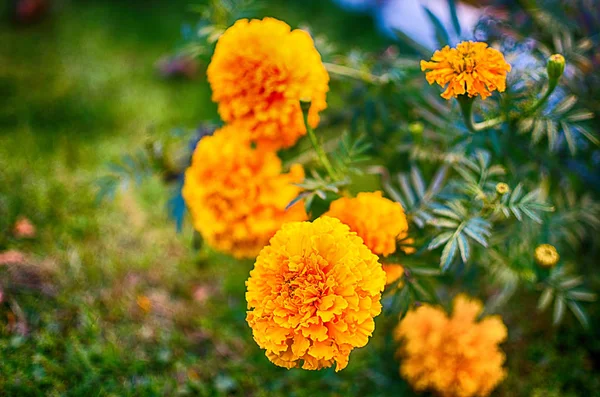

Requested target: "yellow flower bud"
[
  {"left": 547, "top": 54, "right": 566, "bottom": 82},
  {"left": 535, "top": 244, "right": 560, "bottom": 267},
  {"left": 496, "top": 182, "right": 510, "bottom": 195}
]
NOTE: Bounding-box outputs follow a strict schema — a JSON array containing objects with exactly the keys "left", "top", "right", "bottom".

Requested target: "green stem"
[
  {"left": 522, "top": 81, "right": 558, "bottom": 118},
  {"left": 457, "top": 95, "right": 477, "bottom": 133},
  {"left": 458, "top": 80, "right": 558, "bottom": 133},
  {"left": 300, "top": 101, "right": 338, "bottom": 180},
  {"left": 323, "top": 62, "right": 389, "bottom": 85},
  {"left": 458, "top": 95, "right": 506, "bottom": 133}
]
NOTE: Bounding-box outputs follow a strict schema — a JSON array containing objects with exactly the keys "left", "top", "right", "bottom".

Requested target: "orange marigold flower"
[
  {"left": 382, "top": 263, "right": 404, "bottom": 287},
  {"left": 324, "top": 191, "right": 408, "bottom": 256},
  {"left": 182, "top": 126, "right": 307, "bottom": 259},
  {"left": 395, "top": 295, "right": 508, "bottom": 397},
  {"left": 421, "top": 41, "right": 511, "bottom": 100},
  {"left": 207, "top": 17, "right": 329, "bottom": 149},
  {"left": 246, "top": 216, "right": 386, "bottom": 371}
]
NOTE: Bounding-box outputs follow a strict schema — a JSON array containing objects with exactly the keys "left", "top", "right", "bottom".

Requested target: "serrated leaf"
[
  {"left": 510, "top": 184, "right": 523, "bottom": 205},
  {"left": 457, "top": 233, "right": 470, "bottom": 263},
  {"left": 538, "top": 288, "right": 554, "bottom": 311},
  {"left": 567, "top": 300, "right": 589, "bottom": 329},
  {"left": 411, "top": 167, "right": 426, "bottom": 199},
  {"left": 554, "top": 95, "right": 577, "bottom": 115},
  {"left": 553, "top": 297, "right": 565, "bottom": 326},
  {"left": 547, "top": 119, "right": 558, "bottom": 151},
  {"left": 428, "top": 231, "right": 454, "bottom": 250},
  {"left": 532, "top": 119, "right": 545, "bottom": 144},
  {"left": 566, "top": 110, "right": 594, "bottom": 122},
  {"left": 433, "top": 208, "right": 462, "bottom": 221},
  {"left": 398, "top": 174, "right": 416, "bottom": 208},
  {"left": 576, "top": 125, "right": 600, "bottom": 146},
  {"left": 440, "top": 237, "right": 458, "bottom": 271},
  {"left": 429, "top": 218, "right": 460, "bottom": 229},
  {"left": 518, "top": 118, "right": 534, "bottom": 134},
  {"left": 561, "top": 121, "right": 577, "bottom": 155},
  {"left": 568, "top": 291, "right": 597, "bottom": 302},
  {"left": 409, "top": 267, "right": 441, "bottom": 276},
  {"left": 560, "top": 276, "right": 583, "bottom": 289},
  {"left": 463, "top": 224, "right": 489, "bottom": 247}
]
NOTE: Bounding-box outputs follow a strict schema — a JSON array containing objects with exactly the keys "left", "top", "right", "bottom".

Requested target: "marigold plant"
[
  {"left": 245, "top": 216, "right": 386, "bottom": 371},
  {"left": 420, "top": 41, "right": 511, "bottom": 100},
  {"left": 207, "top": 17, "right": 329, "bottom": 149},
  {"left": 324, "top": 191, "right": 409, "bottom": 256},
  {"left": 395, "top": 295, "right": 507, "bottom": 397},
  {"left": 182, "top": 126, "right": 307, "bottom": 258}
]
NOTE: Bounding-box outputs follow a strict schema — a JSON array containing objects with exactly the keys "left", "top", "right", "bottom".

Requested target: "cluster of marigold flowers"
[{"left": 182, "top": 16, "right": 514, "bottom": 396}]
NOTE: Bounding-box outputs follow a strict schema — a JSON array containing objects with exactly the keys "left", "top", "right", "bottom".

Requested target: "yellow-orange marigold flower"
[
  {"left": 182, "top": 126, "right": 307, "bottom": 259},
  {"left": 324, "top": 191, "right": 408, "bottom": 256},
  {"left": 207, "top": 17, "right": 329, "bottom": 149},
  {"left": 421, "top": 41, "right": 511, "bottom": 100},
  {"left": 246, "top": 216, "right": 386, "bottom": 371},
  {"left": 395, "top": 295, "right": 508, "bottom": 397}
]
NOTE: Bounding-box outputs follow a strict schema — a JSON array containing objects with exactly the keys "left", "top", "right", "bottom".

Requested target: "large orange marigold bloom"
[
  {"left": 207, "top": 17, "right": 329, "bottom": 149},
  {"left": 246, "top": 216, "right": 386, "bottom": 371},
  {"left": 395, "top": 295, "right": 508, "bottom": 397},
  {"left": 421, "top": 41, "right": 511, "bottom": 100},
  {"left": 182, "top": 126, "right": 307, "bottom": 259},
  {"left": 324, "top": 191, "right": 408, "bottom": 256}
]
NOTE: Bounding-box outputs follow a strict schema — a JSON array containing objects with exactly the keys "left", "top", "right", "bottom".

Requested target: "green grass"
[{"left": 1, "top": 1, "right": 599, "bottom": 396}]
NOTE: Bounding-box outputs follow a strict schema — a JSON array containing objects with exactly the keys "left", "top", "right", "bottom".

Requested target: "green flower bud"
[
  {"left": 408, "top": 122, "right": 424, "bottom": 135},
  {"left": 547, "top": 54, "right": 566, "bottom": 82}
]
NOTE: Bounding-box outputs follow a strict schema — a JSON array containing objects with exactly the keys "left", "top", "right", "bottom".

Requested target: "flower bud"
[
  {"left": 408, "top": 122, "right": 424, "bottom": 135},
  {"left": 547, "top": 54, "right": 565, "bottom": 82},
  {"left": 495, "top": 182, "right": 510, "bottom": 195},
  {"left": 535, "top": 244, "right": 560, "bottom": 267}
]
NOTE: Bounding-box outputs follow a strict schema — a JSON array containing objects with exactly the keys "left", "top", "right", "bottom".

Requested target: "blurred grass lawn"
[{"left": 0, "top": 1, "right": 598, "bottom": 396}]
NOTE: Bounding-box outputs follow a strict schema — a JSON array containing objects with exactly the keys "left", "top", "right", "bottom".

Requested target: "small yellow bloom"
[
  {"left": 395, "top": 295, "right": 507, "bottom": 397},
  {"left": 246, "top": 217, "right": 386, "bottom": 371},
  {"left": 182, "top": 126, "right": 307, "bottom": 259},
  {"left": 535, "top": 244, "right": 560, "bottom": 267},
  {"left": 496, "top": 182, "right": 510, "bottom": 195},
  {"left": 421, "top": 41, "right": 511, "bottom": 100},
  {"left": 324, "top": 191, "right": 409, "bottom": 256},
  {"left": 207, "top": 18, "right": 329, "bottom": 149}
]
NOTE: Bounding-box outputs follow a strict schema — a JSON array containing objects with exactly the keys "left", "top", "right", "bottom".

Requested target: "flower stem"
[
  {"left": 458, "top": 95, "right": 506, "bottom": 133},
  {"left": 300, "top": 101, "right": 338, "bottom": 180},
  {"left": 522, "top": 80, "right": 558, "bottom": 118}
]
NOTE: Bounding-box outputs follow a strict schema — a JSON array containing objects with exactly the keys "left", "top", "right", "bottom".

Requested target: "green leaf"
[
  {"left": 567, "top": 300, "right": 589, "bottom": 329},
  {"left": 567, "top": 291, "right": 597, "bottom": 302},
  {"left": 411, "top": 167, "right": 426, "bottom": 199},
  {"left": 457, "top": 233, "right": 470, "bottom": 263},
  {"left": 553, "top": 296, "right": 565, "bottom": 326},
  {"left": 428, "top": 231, "right": 454, "bottom": 250},
  {"left": 440, "top": 237, "right": 458, "bottom": 271},
  {"left": 423, "top": 7, "right": 450, "bottom": 47},
  {"left": 447, "top": 0, "right": 461, "bottom": 36},
  {"left": 538, "top": 288, "right": 554, "bottom": 311},
  {"left": 561, "top": 121, "right": 577, "bottom": 155}
]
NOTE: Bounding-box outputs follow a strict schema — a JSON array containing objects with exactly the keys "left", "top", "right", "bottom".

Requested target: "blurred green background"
[{"left": 1, "top": 1, "right": 598, "bottom": 395}]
